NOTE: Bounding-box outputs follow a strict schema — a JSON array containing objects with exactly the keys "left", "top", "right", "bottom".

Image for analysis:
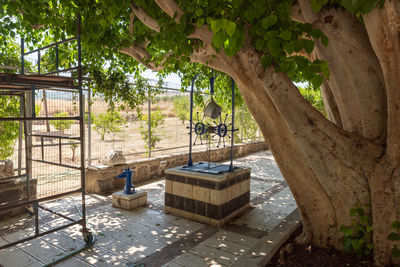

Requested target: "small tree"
[
  {"left": 173, "top": 96, "right": 189, "bottom": 124},
  {"left": 139, "top": 107, "right": 165, "bottom": 155},
  {"left": 69, "top": 140, "right": 78, "bottom": 161},
  {"left": 0, "top": 96, "right": 20, "bottom": 160},
  {"left": 49, "top": 112, "right": 74, "bottom": 133},
  {"left": 93, "top": 110, "right": 127, "bottom": 141}
]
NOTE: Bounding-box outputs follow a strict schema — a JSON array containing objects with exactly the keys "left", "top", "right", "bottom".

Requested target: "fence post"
[
  {"left": 241, "top": 105, "right": 244, "bottom": 142},
  {"left": 148, "top": 98, "right": 151, "bottom": 158},
  {"left": 87, "top": 87, "right": 92, "bottom": 166}
]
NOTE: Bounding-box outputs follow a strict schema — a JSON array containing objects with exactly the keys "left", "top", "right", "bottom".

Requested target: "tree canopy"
[{"left": 2, "top": 0, "right": 400, "bottom": 265}]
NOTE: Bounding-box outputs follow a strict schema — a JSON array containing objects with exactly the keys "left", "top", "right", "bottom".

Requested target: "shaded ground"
[
  {"left": 266, "top": 227, "right": 374, "bottom": 267},
  {"left": 0, "top": 151, "right": 299, "bottom": 266}
]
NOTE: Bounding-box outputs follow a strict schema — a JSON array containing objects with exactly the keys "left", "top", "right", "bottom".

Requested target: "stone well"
[{"left": 164, "top": 166, "right": 250, "bottom": 226}]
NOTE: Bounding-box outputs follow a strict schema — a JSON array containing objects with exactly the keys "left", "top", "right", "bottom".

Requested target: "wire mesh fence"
[{"left": 86, "top": 84, "right": 264, "bottom": 166}]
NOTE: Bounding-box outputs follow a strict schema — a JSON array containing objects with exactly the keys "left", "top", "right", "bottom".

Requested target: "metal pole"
[
  {"left": 77, "top": 14, "right": 87, "bottom": 234},
  {"left": 241, "top": 105, "right": 244, "bottom": 142},
  {"left": 18, "top": 96, "right": 23, "bottom": 176},
  {"left": 148, "top": 98, "right": 151, "bottom": 158},
  {"left": 187, "top": 73, "right": 202, "bottom": 167},
  {"left": 87, "top": 87, "right": 92, "bottom": 166},
  {"left": 55, "top": 44, "right": 59, "bottom": 71},
  {"left": 21, "top": 38, "right": 24, "bottom": 74},
  {"left": 37, "top": 50, "right": 41, "bottom": 74},
  {"left": 229, "top": 78, "right": 235, "bottom": 172}
]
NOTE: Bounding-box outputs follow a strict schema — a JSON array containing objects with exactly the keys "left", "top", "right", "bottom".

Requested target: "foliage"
[
  {"left": 0, "top": 96, "right": 20, "bottom": 160},
  {"left": 298, "top": 85, "right": 326, "bottom": 116},
  {"left": 93, "top": 110, "right": 127, "bottom": 141},
  {"left": 388, "top": 218, "right": 400, "bottom": 258},
  {"left": 49, "top": 112, "right": 74, "bottom": 133},
  {"left": 69, "top": 140, "right": 78, "bottom": 161},
  {"left": 339, "top": 204, "right": 374, "bottom": 258},
  {"left": 139, "top": 107, "right": 165, "bottom": 155},
  {"left": 173, "top": 96, "right": 190, "bottom": 124}
]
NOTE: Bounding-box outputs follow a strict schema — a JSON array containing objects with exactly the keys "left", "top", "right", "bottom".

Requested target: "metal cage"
[{"left": 0, "top": 16, "right": 92, "bottom": 250}]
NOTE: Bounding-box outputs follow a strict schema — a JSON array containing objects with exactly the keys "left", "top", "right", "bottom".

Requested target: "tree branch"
[
  {"left": 364, "top": 1, "right": 400, "bottom": 162},
  {"left": 154, "top": 0, "right": 184, "bottom": 23},
  {"left": 120, "top": 45, "right": 162, "bottom": 71},
  {"left": 130, "top": 1, "right": 160, "bottom": 32},
  {"left": 298, "top": 0, "right": 387, "bottom": 143}
]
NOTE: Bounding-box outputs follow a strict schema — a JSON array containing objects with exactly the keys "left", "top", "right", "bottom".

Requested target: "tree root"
[{"left": 295, "top": 228, "right": 313, "bottom": 245}]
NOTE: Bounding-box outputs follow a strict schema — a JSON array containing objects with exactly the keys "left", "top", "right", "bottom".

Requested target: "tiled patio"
[{"left": 0, "top": 151, "right": 300, "bottom": 267}]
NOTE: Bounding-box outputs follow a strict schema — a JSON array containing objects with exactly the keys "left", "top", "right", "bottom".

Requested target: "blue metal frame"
[{"left": 186, "top": 71, "right": 237, "bottom": 173}]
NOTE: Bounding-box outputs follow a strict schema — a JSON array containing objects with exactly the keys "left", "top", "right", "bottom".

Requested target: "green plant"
[
  {"left": 388, "top": 219, "right": 400, "bottom": 258},
  {"left": 339, "top": 204, "right": 374, "bottom": 258},
  {"left": 139, "top": 107, "right": 165, "bottom": 155},
  {"left": 173, "top": 96, "right": 190, "bottom": 124},
  {"left": 93, "top": 110, "right": 127, "bottom": 141},
  {"left": 299, "top": 85, "right": 326, "bottom": 116},
  {"left": 50, "top": 112, "right": 74, "bottom": 133},
  {"left": 69, "top": 140, "right": 78, "bottom": 161},
  {"left": 0, "top": 96, "right": 20, "bottom": 160},
  {"left": 35, "top": 104, "right": 41, "bottom": 116}
]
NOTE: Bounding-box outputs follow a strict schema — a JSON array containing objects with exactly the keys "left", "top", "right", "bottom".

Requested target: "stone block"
[
  {"left": 0, "top": 160, "right": 14, "bottom": 181},
  {"left": 112, "top": 190, "right": 147, "bottom": 210},
  {"left": 101, "top": 150, "right": 126, "bottom": 166},
  {"left": 165, "top": 166, "right": 250, "bottom": 226}
]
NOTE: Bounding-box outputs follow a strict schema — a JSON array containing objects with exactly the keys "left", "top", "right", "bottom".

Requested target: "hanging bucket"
[{"left": 204, "top": 98, "right": 222, "bottom": 119}]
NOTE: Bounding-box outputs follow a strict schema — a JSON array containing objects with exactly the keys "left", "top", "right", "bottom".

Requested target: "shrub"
[
  {"left": 139, "top": 107, "right": 165, "bottom": 155},
  {"left": 49, "top": 112, "right": 74, "bottom": 133},
  {"left": 93, "top": 110, "right": 127, "bottom": 141},
  {"left": 173, "top": 96, "right": 189, "bottom": 124},
  {"left": 0, "top": 96, "right": 20, "bottom": 160}
]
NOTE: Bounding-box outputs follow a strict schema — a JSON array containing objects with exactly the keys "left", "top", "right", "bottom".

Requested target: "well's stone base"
[
  {"left": 164, "top": 166, "right": 250, "bottom": 226},
  {"left": 112, "top": 190, "right": 147, "bottom": 210}
]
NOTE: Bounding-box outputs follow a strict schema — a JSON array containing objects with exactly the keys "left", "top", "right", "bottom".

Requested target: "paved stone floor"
[{"left": 0, "top": 151, "right": 300, "bottom": 267}]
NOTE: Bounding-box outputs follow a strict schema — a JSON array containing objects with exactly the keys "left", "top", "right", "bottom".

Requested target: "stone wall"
[
  {"left": 86, "top": 141, "right": 268, "bottom": 194},
  {"left": 0, "top": 176, "right": 37, "bottom": 219}
]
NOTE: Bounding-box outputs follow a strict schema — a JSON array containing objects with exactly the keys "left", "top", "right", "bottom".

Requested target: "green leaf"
[
  {"left": 261, "top": 14, "right": 277, "bottom": 30},
  {"left": 366, "top": 226, "right": 373, "bottom": 233},
  {"left": 212, "top": 31, "right": 227, "bottom": 49},
  {"left": 255, "top": 38, "right": 264, "bottom": 50},
  {"left": 283, "top": 42, "right": 295, "bottom": 55},
  {"left": 96, "top": 9, "right": 102, "bottom": 16},
  {"left": 343, "top": 237, "right": 352, "bottom": 251},
  {"left": 267, "top": 39, "right": 281, "bottom": 57},
  {"left": 352, "top": 239, "right": 361, "bottom": 250},
  {"left": 340, "top": 225, "right": 353, "bottom": 237},
  {"left": 392, "top": 245, "right": 400, "bottom": 258},
  {"left": 226, "top": 21, "right": 236, "bottom": 36},
  {"left": 310, "top": 0, "right": 328, "bottom": 12},
  {"left": 195, "top": 8, "right": 203, "bottom": 17},
  {"left": 211, "top": 19, "right": 223, "bottom": 33},
  {"left": 197, "top": 18, "right": 205, "bottom": 27},
  {"left": 321, "top": 35, "right": 329, "bottom": 46},
  {"left": 391, "top": 220, "right": 400, "bottom": 231},
  {"left": 232, "top": 0, "right": 243, "bottom": 8},
  {"left": 303, "top": 39, "right": 315, "bottom": 54},
  {"left": 388, "top": 232, "right": 400, "bottom": 241},
  {"left": 279, "top": 30, "right": 292, "bottom": 41},
  {"left": 260, "top": 54, "right": 273, "bottom": 68}
]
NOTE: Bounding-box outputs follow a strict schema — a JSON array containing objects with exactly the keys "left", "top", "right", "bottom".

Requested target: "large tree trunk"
[{"left": 124, "top": 1, "right": 400, "bottom": 264}]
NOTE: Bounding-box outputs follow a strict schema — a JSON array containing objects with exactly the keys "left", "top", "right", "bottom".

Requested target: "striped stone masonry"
[{"left": 164, "top": 166, "right": 251, "bottom": 226}]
